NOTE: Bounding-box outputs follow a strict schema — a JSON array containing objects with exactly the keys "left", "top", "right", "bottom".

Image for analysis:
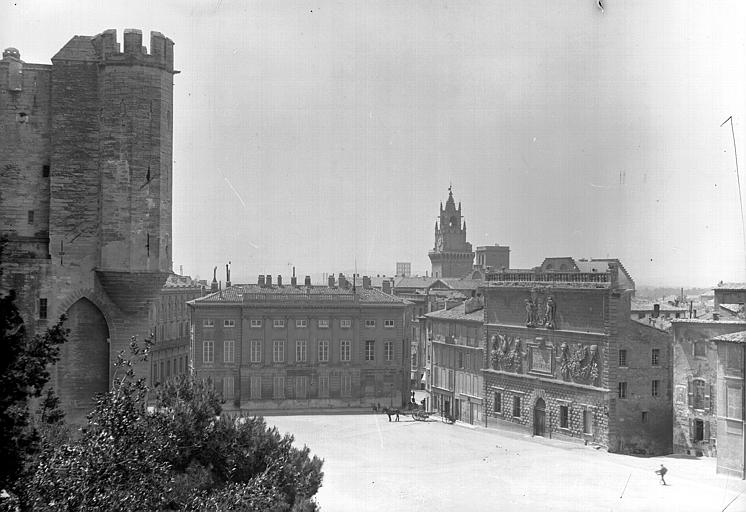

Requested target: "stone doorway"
[{"left": 534, "top": 397, "right": 546, "bottom": 436}]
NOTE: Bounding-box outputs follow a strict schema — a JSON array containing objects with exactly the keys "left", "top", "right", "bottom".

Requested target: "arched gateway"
[{"left": 57, "top": 298, "right": 110, "bottom": 420}]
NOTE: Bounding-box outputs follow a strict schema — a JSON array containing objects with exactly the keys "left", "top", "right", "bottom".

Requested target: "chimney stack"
[
  {"left": 291, "top": 275, "right": 297, "bottom": 286},
  {"left": 328, "top": 274, "right": 335, "bottom": 288},
  {"left": 258, "top": 274, "right": 265, "bottom": 286},
  {"left": 226, "top": 263, "right": 231, "bottom": 288},
  {"left": 305, "top": 275, "right": 312, "bottom": 286},
  {"left": 363, "top": 276, "right": 371, "bottom": 289},
  {"left": 211, "top": 266, "right": 219, "bottom": 293},
  {"left": 266, "top": 274, "right": 272, "bottom": 286},
  {"left": 277, "top": 275, "right": 283, "bottom": 287},
  {"left": 382, "top": 279, "right": 392, "bottom": 295}
]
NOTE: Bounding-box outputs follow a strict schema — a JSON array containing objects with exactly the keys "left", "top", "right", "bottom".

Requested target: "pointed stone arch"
[{"left": 56, "top": 297, "right": 111, "bottom": 423}]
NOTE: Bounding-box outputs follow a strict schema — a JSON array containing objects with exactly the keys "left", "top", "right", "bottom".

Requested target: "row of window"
[
  {"left": 245, "top": 374, "right": 354, "bottom": 400},
  {"left": 618, "top": 379, "right": 661, "bottom": 398},
  {"left": 202, "top": 339, "right": 396, "bottom": 364},
  {"left": 618, "top": 348, "right": 661, "bottom": 367},
  {"left": 152, "top": 355, "right": 189, "bottom": 382},
  {"left": 203, "top": 318, "right": 395, "bottom": 329},
  {"left": 493, "top": 392, "right": 594, "bottom": 434}
]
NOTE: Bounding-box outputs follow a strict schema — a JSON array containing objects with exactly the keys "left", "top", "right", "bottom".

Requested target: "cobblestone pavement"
[{"left": 269, "top": 413, "right": 746, "bottom": 512}]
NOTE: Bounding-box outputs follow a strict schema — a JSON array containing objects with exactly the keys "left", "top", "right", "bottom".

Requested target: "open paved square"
[{"left": 269, "top": 413, "right": 746, "bottom": 512}]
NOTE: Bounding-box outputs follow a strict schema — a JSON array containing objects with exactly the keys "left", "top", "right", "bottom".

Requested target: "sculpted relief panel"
[
  {"left": 524, "top": 292, "right": 557, "bottom": 329},
  {"left": 490, "top": 332, "right": 601, "bottom": 387}
]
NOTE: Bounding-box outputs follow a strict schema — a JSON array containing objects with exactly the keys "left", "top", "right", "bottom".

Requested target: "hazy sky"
[{"left": 3, "top": 0, "right": 745, "bottom": 287}]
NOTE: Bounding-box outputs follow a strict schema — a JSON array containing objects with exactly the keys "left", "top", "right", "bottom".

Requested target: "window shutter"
[
  {"left": 704, "top": 383, "right": 712, "bottom": 413},
  {"left": 687, "top": 377, "right": 693, "bottom": 408},
  {"left": 688, "top": 418, "right": 694, "bottom": 443},
  {"left": 704, "top": 420, "right": 711, "bottom": 443}
]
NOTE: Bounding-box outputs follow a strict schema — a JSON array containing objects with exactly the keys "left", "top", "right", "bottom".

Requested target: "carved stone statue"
[
  {"left": 545, "top": 296, "right": 556, "bottom": 329},
  {"left": 525, "top": 299, "right": 537, "bottom": 327}
]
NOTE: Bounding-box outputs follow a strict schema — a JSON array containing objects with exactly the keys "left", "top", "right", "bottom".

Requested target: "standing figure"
[
  {"left": 525, "top": 299, "right": 536, "bottom": 327},
  {"left": 655, "top": 464, "right": 667, "bottom": 485},
  {"left": 545, "top": 296, "right": 556, "bottom": 329}
]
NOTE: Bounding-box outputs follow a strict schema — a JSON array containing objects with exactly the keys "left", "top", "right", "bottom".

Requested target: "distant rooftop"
[
  {"left": 712, "top": 330, "right": 746, "bottom": 343},
  {"left": 425, "top": 301, "right": 484, "bottom": 323},
  {"left": 716, "top": 282, "right": 746, "bottom": 290},
  {"left": 192, "top": 284, "right": 410, "bottom": 305}
]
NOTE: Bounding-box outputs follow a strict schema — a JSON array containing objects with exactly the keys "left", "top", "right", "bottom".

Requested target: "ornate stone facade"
[{"left": 482, "top": 259, "right": 673, "bottom": 455}]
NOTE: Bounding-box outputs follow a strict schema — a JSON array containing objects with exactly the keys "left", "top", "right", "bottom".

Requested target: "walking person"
[
  {"left": 655, "top": 464, "right": 667, "bottom": 485},
  {"left": 395, "top": 409, "right": 400, "bottom": 422}
]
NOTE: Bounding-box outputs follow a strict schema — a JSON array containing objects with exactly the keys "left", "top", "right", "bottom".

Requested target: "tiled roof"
[
  {"left": 394, "top": 277, "right": 438, "bottom": 289},
  {"left": 192, "top": 284, "right": 410, "bottom": 305},
  {"left": 630, "top": 299, "right": 688, "bottom": 312},
  {"left": 432, "top": 278, "right": 484, "bottom": 291},
  {"left": 712, "top": 330, "right": 746, "bottom": 343},
  {"left": 425, "top": 302, "right": 484, "bottom": 322}
]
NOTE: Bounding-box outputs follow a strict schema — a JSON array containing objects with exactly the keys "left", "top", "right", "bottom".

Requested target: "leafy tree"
[
  {"left": 0, "top": 265, "right": 68, "bottom": 499},
  {"left": 25, "top": 339, "right": 324, "bottom": 511}
]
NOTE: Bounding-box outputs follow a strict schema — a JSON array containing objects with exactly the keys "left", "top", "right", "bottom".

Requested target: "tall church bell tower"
[{"left": 428, "top": 187, "right": 474, "bottom": 278}]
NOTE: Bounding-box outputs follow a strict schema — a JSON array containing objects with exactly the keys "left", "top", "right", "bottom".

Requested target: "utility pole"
[{"left": 721, "top": 116, "right": 746, "bottom": 278}]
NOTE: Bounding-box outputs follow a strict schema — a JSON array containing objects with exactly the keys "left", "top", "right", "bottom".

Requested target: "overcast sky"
[{"left": 3, "top": 0, "right": 745, "bottom": 287}]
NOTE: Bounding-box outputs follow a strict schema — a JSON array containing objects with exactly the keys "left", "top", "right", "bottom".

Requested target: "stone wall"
[{"left": 672, "top": 320, "right": 746, "bottom": 456}]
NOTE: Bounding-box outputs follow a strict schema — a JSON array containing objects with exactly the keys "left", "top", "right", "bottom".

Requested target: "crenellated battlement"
[{"left": 90, "top": 28, "right": 175, "bottom": 72}]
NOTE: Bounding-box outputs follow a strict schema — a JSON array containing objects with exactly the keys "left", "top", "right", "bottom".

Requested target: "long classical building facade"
[
  {"left": 482, "top": 258, "right": 673, "bottom": 455},
  {"left": 188, "top": 275, "right": 413, "bottom": 412}
]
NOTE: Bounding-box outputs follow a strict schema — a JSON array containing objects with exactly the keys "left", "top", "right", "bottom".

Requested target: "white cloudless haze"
[{"left": 2, "top": 0, "right": 744, "bottom": 286}]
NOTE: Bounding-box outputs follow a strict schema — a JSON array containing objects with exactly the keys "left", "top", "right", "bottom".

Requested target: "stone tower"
[
  {"left": 0, "top": 29, "right": 176, "bottom": 421},
  {"left": 428, "top": 187, "right": 474, "bottom": 278}
]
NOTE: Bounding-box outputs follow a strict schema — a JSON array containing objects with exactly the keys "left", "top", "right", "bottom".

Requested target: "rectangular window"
[
  {"left": 726, "top": 381, "right": 743, "bottom": 419},
  {"left": 319, "top": 374, "right": 329, "bottom": 397},
  {"left": 340, "top": 340, "right": 351, "bottom": 362},
  {"left": 365, "top": 319, "right": 376, "bottom": 328},
  {"left": 273, "top": 319, "right": 285, "bottom": 328},
  {"left": 365, "top": 340, "right": 375, "bottom": 361},
  {"left": 223, "top": 340, "right": 235, "bottom": 363},
  {"left": 619, "top": 349, "right": 627, "bottom": 367},
  {"left": 224, "top": 319, "right": 235, "bottom": 328},
  {"left": 295, "top": 376, "right": 307, "bottom": 398},
  {"left": 223, "top": 376, "right": 234, "bottom": 400},
  {"left": 618, "top": 382, "right": 627, "bottom": 399},
  {"left": 39, "top": 298, "right": 47, "bottom": 319},
  {"left": 273, "top": 340, "right": 285, "bottom": 363},
  {"left": 203, "top": 340, "right": 214, "bottom": 364},
  {"left": 250, "top": 319, "right": 262, "bottom": 328},
  {"left": 458, "top": 351, "right": 464, "bottom": 369},
  {"left": 652, "top": 379, "right": 660, "bottom": 397},
  {"left": 340, "top": 319, "right": 351, "bottom": 328},
  {"left": 318, "top": 319, "right": 329, "bottom": 328},
  {"left": 42, "top": 164, "right": 50, "bottom": 177},
  {"left": 250, "top": 340, "right": 261, "bottom": 363},
  {"left": 384, "top": 341, "right": 394, "bottom": 361},
  {"left": 694, "top": 341, "right": 707, "bottom": 357},
  {"left": 641, "top": 411, "right": 648, "bottom": 423},
  {"left": 273, "top": 376, "right": 285, "bottom": 399},
  {"left": 318, "top": 340, "right": 329, "bottom": 362},
  {"left": 296, "top": 340, "right": 307, "bottom": 362},
  {"left": 384, "top": 319, "right": 395, "bottom": 328},
  {"left": 512, "top": 396, "right": 521, "bottom": 417},
  {"left": 341, "top": 374, "right": 352, "bottom": 397},
  {"left": 651, "top": 348, "right": 660, "bottom": 366},
  {"left": 559, "top": 405, "right": 569, "bottom": 428},
  {"left": 583, "top": 409, "right": 592, "bottom": 434},
  {"left": 27, "top": 210, "right": 34, "bottom": 224},
  {"left": 203, "top": 319, "right": 214, "bottom": 327},
  {"left": 494, "top": 392, "right": 502, "bottom": 413},
  {"left": 296, "top": 319, "right": 307, "bottom": 328},
  {"left": 250, "top": 375, "right": 261, "bottom": 399}
]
